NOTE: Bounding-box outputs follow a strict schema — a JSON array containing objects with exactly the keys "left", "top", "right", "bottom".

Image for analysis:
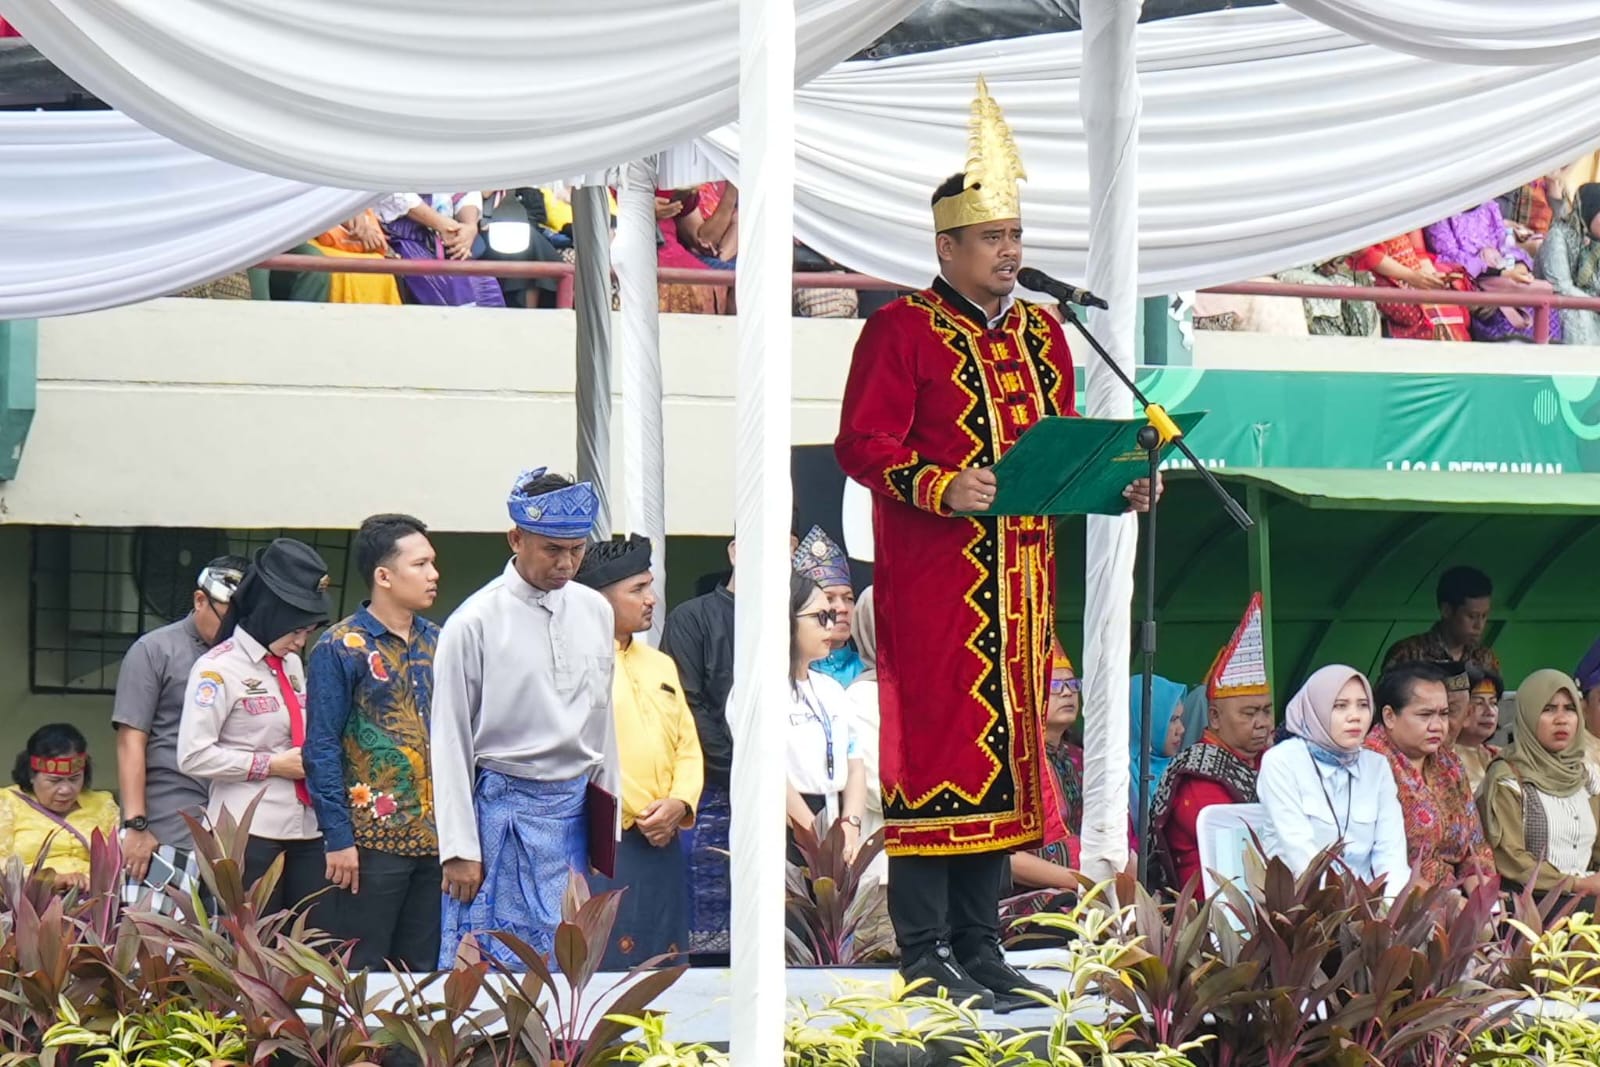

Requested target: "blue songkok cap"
[
  {"left": 507, "top": 467, "right": 599, "bottom": 539},
  {"left": 792, "top": 524, "right": 852, "bottom": 589},
  {"left": 1577, "top": 634, "right": 1600, "bottom": 692}
]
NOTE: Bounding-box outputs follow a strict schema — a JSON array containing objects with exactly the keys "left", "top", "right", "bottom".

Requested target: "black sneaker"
[
  {"left": 899, "top": 941, "right": 995, "bottom": 1010},
  {"left": 956, "top": 936, "right": 1052, "bottom": 1015}
]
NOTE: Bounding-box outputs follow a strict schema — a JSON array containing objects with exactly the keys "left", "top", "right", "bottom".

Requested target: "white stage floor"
[{"left": 356, "top": 949, "right": 1090, "bottom": 1042}]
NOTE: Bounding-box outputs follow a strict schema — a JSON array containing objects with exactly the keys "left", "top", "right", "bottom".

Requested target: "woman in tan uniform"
[{"left": 178, "top": 538, "right": 333, "bottom": 921}]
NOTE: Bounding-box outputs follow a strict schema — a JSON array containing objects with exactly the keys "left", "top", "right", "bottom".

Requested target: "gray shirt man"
[{"left": 112, "top": 615, "right": 212, "bottom": 848}]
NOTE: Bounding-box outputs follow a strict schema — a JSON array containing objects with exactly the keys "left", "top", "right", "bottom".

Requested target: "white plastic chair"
[{"left": 1194, "top": 802, "right": 1267, "bottom": 904}]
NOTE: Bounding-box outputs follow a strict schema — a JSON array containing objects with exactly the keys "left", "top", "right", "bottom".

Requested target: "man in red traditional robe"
[
  {"left": 834, "top": 77, "right": 1155, "bottom": 1012},
  {"left": 1148, "top": 594, "right": 1273, "bottom": 892}
]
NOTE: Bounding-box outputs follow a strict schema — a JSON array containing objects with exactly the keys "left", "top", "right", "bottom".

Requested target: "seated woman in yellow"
[{"left": 0, "top": 724, "right": 120, "bottom": 892}]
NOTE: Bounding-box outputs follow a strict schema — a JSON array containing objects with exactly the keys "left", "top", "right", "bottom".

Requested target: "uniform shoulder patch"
[
  {"left": 202, "top": 640, "right": 235, "bottom": 660},
  {"left": 342, "top": 632, "right": 367, "bottom": 650}
]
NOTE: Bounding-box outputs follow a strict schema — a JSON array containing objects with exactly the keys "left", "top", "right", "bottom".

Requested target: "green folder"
[{"left": 954, "top": 411, "right": 1208, "bottom": 517}]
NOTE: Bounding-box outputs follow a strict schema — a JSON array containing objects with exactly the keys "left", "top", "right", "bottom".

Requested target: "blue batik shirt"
[{"left": 305, "top": 605, "right": 440, "bottom": 856}]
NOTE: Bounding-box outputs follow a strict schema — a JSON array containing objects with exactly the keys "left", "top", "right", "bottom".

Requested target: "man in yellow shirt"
[{"left": 576, "top": 534, "right": 703, "bottom": 969}]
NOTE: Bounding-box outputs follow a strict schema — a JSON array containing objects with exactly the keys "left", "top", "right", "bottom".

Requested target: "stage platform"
[{"left": 355, "top": 949, "right": 1093, "bottom": 1042}]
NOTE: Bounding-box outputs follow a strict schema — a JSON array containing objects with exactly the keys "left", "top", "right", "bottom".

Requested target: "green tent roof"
[
  {"left": 1048, "top": 468, "right": 1600, "bottom": 699},
  {"left": 1180, "top": 468, "right": 1600, "bottom": 516}
]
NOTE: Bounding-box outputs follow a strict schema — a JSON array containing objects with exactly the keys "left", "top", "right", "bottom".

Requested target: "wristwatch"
[
  {"left": 842, "top": 815, "right": 862, "bottom": 829},
  {"left": 122, "top": 815, "right": 149, "bottom": 833}
]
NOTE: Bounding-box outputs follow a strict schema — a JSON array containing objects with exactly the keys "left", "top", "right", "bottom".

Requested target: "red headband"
[{"left": 30, "top": 753, "right": 86, "bottom": 776}]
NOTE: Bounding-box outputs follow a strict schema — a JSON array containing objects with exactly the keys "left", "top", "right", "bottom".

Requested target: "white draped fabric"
[
  {"left": 14, "top": 6, "right": 1600, "bottom": 318},
  {"left": 0, "top": 111, "right": 372, "bottom": 320},
  {"left": 1076, "top": 0, "right": 1140, "bottom": 884},
  {"left": 695, "top": 5, "right": 1600, "bottom": 294},
  {"left": 728, "top": 0, "right": 795, "bottom": 1061},
  {"left": 1279, "top": 0, "right": 1600, "bottom": 65},
  {"left": 614, "top": 159, "right": 669, "bottom": 643},
  {"left": 0, "top": 0, "right": 921, "bottom": 189}
]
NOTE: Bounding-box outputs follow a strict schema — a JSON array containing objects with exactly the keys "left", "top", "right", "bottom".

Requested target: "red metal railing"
[{"left": 254, "top": 254, "right": 1600, "bottom": 343}]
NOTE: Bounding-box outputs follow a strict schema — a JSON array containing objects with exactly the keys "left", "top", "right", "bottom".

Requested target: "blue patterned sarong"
[
  {"left": 438, "top": 769, "right": 588, "bottom": 970},
  {"left": 683, "top": 781, "right": 730, "bottom": 957}
]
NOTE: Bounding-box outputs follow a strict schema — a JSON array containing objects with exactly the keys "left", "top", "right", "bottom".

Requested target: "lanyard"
[
  {"left": 1315, "top": 765, "right": 1353, "bottom": 839},
  {"left": 796, "top": 681, "right": 835, "bottom": 783}
]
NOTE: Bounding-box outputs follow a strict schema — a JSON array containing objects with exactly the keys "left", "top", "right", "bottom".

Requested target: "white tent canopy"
[
  {"left": 696, "top": 5, "right": 1600, "bottom": 294},
  {"left": 0, "top": 0, "right": 921, "bottom": 188},
  {"left": 10, "top": 6, "right": 1600, "bottom": 317},
  {"left": 1278, "top": 0, "right": 1600, "bottom": 64}
]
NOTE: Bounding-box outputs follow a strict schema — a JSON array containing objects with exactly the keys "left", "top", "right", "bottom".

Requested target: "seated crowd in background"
[
  {"left": 1196, "top": 159, "right": 1600, "bottom": 344},
  {"left": 182, "top": 180, "right": 869, "bottom": 320}
]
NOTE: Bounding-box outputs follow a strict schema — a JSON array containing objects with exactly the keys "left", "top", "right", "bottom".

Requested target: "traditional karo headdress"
[
  {"left": 932, "top": 76, "right": 1028, "bottom": 233},
  {"left": 575, "top": 533, "right": 652, "bottom": 591},
  {"left": 792, "top": 525, "right": 851, "bottom": 589},
  {"left": 1442, "top": 662, "right": 1471, "bottom": 694},
  {"left": 1207, "top": 593, "right": 1269, "bottom": 700},
  {"left": 1051, "top": 636, "right": 1074, "bottom": 674},
  {"left": 1576, "top": 634, "right": 1600, "bottom": 693},
  {"left": 30, "top": 753, "right": 86, "bottom": 775},
  {"left": 507, "top": 467, "right": 599, "bottom": 539}
]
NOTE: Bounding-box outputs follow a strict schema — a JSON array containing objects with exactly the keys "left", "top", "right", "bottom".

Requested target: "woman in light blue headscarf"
[
  {"left": 1130, "top": 675, "right": 1190, "bottom": 826},
  {"left": 1177, "top": 685, "right": 1211, "bottom": 754}
]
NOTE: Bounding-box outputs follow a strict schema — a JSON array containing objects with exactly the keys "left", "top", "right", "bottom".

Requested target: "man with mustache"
[
  {"left": 834, "top": 78, "right": 1156, "bottom": 1012},
  {"left": 429, "top": 469, "right": 620, "bottom": 969}
]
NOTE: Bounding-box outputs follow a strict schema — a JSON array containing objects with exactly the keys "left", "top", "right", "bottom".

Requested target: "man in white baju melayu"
[{"left": 431, "top": 468, "right": 619, "bottom": 969}]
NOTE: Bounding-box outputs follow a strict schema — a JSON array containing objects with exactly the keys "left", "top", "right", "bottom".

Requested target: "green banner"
[{"left": 1080, "top": 369, "right": 1600, "bottom": 475}]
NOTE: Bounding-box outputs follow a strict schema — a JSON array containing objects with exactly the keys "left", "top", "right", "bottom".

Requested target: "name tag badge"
[{"left": 241, "top": 696, "right": 279, "bottom": 717}]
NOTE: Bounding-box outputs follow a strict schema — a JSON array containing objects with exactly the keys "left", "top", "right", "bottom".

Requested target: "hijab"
[
  {"left": 1498, "top": 669, "right": 1588, "bottom": 797},
  {"left": 1285, "top": 664, "right": 1373, "bottom": 770},
  {"left": 1130, "top": 674, "right": 1187, "bottom": 819},
  {"left": 1178, "top": 685, "right": 1211, "bottom": 753},
  {"left": 218, "top": 569, "right": 329, "bottom": 650},
  {"left": 852, "top": 586, "right": 878, "bottom": 685},
  {"left": 1579, "top": 183, "right": 1600, "bottom": 232}
]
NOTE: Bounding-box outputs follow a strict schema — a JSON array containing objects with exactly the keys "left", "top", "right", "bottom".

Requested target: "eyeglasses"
[
  {"left": 797, "top": 609, "right": 839, "bottom": 629},
  {"left": 1049, "top": 677, "right": 1081, "bottom": 696}
]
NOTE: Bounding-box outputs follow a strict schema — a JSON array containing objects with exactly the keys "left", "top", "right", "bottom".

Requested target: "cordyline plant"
[
  {"left": 132, "top": 801, "right": 387, "bottom": 1067},
  {"left": 0, "top": 829, "right": 138, "bottom": 1066},
  {"left": 422, "top": 871, "right": 687, "bottom": 1067},
  {"left": 785, "top": 816, "right": 893, "bottom": 965},
  {"left": 1082, "top": 871, "right": 1263, "bottom": 1056}
]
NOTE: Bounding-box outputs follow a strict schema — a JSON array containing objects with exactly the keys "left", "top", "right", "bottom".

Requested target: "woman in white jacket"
[{"left": 1257, "top": 664, "right": 1411, "bottom": 901}]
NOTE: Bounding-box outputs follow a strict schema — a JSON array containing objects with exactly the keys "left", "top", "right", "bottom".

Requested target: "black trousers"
[
  {"left": 325, "top": 848, "right": 443, "bottom": 971},
  {"left": 243, "top": 835, "right": 331, "bottom": 929},
  {"left": 886, "top": 851, "right": 1009, "bottom": 963}
]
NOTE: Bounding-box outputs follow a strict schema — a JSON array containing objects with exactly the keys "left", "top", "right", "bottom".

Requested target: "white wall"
[
  {"left": 1, "top": 300, "right": 865, "bottom": 535},
  {"left": 2, "top": 298, "right": 1567, "bottom": 535}
]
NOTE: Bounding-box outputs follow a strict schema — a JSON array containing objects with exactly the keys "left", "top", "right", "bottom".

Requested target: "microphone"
[{"left": 1017, "top": 267, "right": 1109, "bottom": 310}]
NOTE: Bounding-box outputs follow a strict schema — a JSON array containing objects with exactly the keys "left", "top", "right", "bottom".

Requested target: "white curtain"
[
  {"left": 0, "top": 111, "right": 373, "bottom": 320},
  {"left": 695, "top": 5, "right": 1600, "bottom": 294},
  {"left": 1075, "top": 0, "right": 1140, "bottom": 885},
  {"left": 1279, "top": 0, "right": 1600, "bottom": 65},
  {"left": 0, "top": 0, "right": 921, "bottom": 189}
]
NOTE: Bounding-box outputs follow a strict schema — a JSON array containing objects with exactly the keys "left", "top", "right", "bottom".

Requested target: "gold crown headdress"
[{"left": 932, "top": 76, "right": 1028, "bottom": 233}]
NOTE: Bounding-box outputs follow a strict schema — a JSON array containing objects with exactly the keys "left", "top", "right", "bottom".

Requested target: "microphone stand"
[{"left": 1055, "top": 301, "right": 1252, "bottom": 889}]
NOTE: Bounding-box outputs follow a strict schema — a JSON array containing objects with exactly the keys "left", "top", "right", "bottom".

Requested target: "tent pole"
[
  {"left": 616, "top": 158, "right": 668, "bottom": 639},
  {"left": 1077, "top": 0, "right": 1143, "bottom": 884},
  {"left": 573, "top": 185, "right": 614, "bottom": 537},
  {"left": 729, "top": 0, "right": 794, "bottom": 1060}
]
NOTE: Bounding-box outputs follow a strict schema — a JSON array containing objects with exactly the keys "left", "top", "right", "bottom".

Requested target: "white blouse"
[
  {"left": 1257, "top": 738, "right": 1412, "bottom": 899},
  {"left": 785, "top": 672, "right": 861, "bottom": 808},
  {"left": 1534, "top": 785, "right": 1599, "bottom": 877}
]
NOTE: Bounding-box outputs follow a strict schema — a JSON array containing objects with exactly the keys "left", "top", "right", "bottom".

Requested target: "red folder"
[{"left": 586, "top": 780, "right": 621, "bottom": 878}]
